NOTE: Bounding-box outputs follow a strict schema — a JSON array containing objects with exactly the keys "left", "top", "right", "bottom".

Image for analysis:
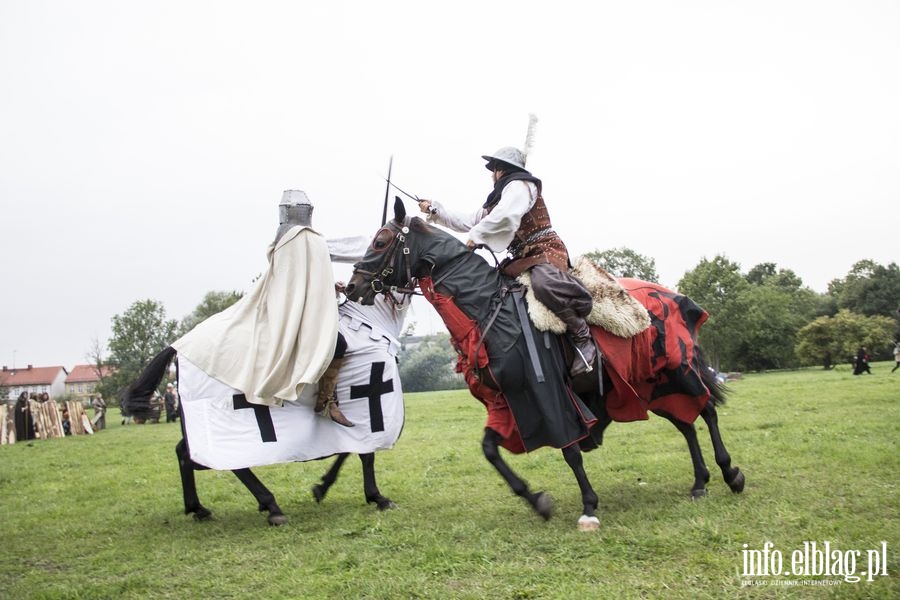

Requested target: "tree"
[
  {"left": 178, "top": 290, "right": 243, "bottom": 335},
  {"left": 398, "top": 333, "right": 465, "bottom": 392},
  {"left": 100, "top": 300, "right": 178, "bottom": 400},
  {"left": 677, "top": 255, "right": 750, "bottom": 370},
  {"left": 745, "top": 262, "right": 778, "bottom": 286},
  {"left": 584, "top": 247, "right": 659, "bottom": 282},
  {"left": 829, "top": 260, "right": 900, "bottom": 319},
  {"left": 85, "top": 335, "right": 112, "bottom": 391},
  {"left": 746, "top": 263, "right": 805, "bottom": 293},
  {"left": 733, "top": 262, "right": 823, "bottom": 370},
  {"left": 795, "top": 309, "right": 896, "bottom": 369},
  {"left": 733, "top": 285, "right": 803, "bottom": 371}
]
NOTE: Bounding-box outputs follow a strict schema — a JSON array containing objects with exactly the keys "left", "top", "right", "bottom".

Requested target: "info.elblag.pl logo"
[{"left": 741, "top": 541, "right": 889, "bottom": 585}]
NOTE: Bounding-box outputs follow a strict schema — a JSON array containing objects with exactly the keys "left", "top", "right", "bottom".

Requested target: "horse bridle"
[{"left": 354, "top": 218, "right": 420, "bottom": 299}]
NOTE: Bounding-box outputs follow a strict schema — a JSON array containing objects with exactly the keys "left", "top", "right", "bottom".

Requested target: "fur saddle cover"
[{"left": 517, "top": 256, "right": 652, "bottom": 338}]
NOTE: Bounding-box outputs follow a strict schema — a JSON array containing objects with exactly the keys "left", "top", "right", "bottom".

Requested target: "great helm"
[
  {"left": 481, "top": 146, "right": 527, "bottom": 171},
  {"left": 274, "top": 189, "right": 314, "bottom": 244},
  {"left": 278, "top": 189, "right": 313, "bottom": 226}
]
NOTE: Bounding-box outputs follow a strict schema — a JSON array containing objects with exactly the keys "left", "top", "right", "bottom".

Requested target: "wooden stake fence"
[
  {"left": 1, "top": 400, "right": 97, "bottom": 443},
  {"left": 0, "top": 404, "right": 14, "bottom": 445}
]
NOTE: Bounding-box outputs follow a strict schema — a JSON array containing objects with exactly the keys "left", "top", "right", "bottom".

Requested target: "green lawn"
[{"left": 1, "top": 362, "right": 897, "bottom": 599}]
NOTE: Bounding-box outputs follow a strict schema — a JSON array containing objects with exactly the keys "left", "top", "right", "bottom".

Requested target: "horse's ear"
[{"left": 393, "top": 196, "right": 406, "bottom": 223}]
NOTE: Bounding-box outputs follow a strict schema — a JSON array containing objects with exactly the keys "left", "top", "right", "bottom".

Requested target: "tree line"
[
  {"left": 93, "top": 252, "right": 898, "bottom": 399},
  {"left": 586, "top": 249, "right": 898, "bottom": 371}
]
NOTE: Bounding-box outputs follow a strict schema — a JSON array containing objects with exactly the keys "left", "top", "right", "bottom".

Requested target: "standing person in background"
[
  {"left": 164, "top": 383, "right": 178, "bottom": 423},
  {"left": 91, "top": 393, "right": 107, "bottom": 430},
  {"left": 891, "top": 341, "right": 900, "bottom": 373},
  {"left": 149, "top": 391, "right": 163, "bottom": 423},
  {"left": 14, "top": 392, "right": 36, "bottom": 441},
  {"left": 853, "top": 347, "right": 872, "bottom": 375},
  {"left": 61, "top": 408, "right": 71, "bottom": 436}
]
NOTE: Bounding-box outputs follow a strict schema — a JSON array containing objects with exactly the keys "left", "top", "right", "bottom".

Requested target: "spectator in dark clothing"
[
  {"left": 164, "top": 383, "right": 178, "bottom": 423},
  {"left": 853, "top": 347, "right": 872, "bottom": 375},
  {"left": 14, "top": 392, "right": 36, "bottom": 441}
]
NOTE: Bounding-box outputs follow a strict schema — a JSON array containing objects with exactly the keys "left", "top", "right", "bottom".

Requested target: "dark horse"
[
  {"left": 127, "top": 346, "right": 397, "bottom": 527},
  {"left": 345, "top": 199, "right": 744, "bottom": 530}
]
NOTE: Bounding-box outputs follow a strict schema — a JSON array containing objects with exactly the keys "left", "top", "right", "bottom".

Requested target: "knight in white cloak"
[{"left": 171, "top": 190, "right": 345, "bottom": 421}]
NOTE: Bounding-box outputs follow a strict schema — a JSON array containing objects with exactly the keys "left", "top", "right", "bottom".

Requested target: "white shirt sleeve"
[
  {"left": 426, "top": 202, "right": 486, "bottom": 233},
  {"left": 426, "top": 181, "right": 537, "bottom": 252}
]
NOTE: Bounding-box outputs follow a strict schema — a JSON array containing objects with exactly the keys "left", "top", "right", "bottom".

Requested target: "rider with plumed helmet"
[{"left": 417, "top": 117, "right": 597, "bottom": 376}]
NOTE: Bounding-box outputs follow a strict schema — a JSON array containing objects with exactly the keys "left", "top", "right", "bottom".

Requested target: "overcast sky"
[{"left": 1, "top": 1, "right": 897, "bottom": 371}]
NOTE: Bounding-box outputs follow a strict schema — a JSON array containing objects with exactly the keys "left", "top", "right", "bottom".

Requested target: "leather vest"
[{"left": 488, "top": 184, "right": 570, "bottom": 277}]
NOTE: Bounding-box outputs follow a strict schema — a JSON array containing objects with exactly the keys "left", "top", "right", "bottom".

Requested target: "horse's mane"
[{"left": 408, "top": 215, "right": 447, "bottom": 237}]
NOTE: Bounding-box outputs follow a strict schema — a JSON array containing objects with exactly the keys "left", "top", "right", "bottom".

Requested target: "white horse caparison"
[{"left": 128, "top": 291, "right": 410, "bottom": 525}]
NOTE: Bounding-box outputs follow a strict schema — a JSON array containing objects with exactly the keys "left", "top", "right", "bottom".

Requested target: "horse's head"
[{"left": 345, "top": 197, "right": 466, "bottom": 305}]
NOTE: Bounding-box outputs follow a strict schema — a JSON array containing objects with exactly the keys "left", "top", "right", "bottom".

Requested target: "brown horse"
[{"left": 345, "top": 198, "right": 745, "bottom": 530}]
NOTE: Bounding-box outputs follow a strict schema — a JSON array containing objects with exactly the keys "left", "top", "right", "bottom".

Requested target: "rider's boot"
[
  {"left": 557, "top": 308, "right": 597, "bottom": 377},
  {"left": 314, "top": 358, "right": 354, "bottom": 427}
]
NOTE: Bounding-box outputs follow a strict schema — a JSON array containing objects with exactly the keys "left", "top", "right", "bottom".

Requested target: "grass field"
[{"left": 1, "top": 362, "right": 897, "bottom": 599}]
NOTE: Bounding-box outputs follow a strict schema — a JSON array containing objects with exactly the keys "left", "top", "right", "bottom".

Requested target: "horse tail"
[
  {"left": 693, "top": 345, "right": 728, "bottom": 407},
  {"left": 125, "top": 346, "right": 177, "bottom": 419}
]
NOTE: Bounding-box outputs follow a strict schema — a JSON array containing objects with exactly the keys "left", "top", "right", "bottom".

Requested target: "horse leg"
[
  {"left": 312, "top": 452, "right": 349, "bottom": 503},
  {"left": 176, "top": 438, "right": 212, "bottom": 521},
  {"left": 482, "top": 428, "right": 553, "bottom": 520},
  {"left": 231, "top": 468, "right": 287, "bottom": 526},
  {"left": 359, "top": 453, "right": 397, "bottom": 510},
  {"left": 560, "top": 444, "right": 600, "bottom": 531},
  {"left": 655, "top": 412, "right": 711, "bottom": 498},
  {"left": 593, "top": 413, "right": 613, "bottom": 446},
  {"left": 700, "top": 402, "right": 745, "bottom": 493}
]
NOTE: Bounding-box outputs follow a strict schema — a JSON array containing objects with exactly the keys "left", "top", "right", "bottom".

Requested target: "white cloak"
[{"left": 172, "top": 225, "right": 338, "bottom": 407}]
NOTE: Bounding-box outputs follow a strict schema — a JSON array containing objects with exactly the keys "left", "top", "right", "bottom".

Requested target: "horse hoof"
[
  {"left": 577, "top": 515, "right": 600, "bottom": 531},
  {"left": 728, "top": 469, "right": 745, "bottom": 493},
  {"left": 192, "top": 507, "right": 213, "bottom": 521},
  {"left": 534, "top": 492, "right": 553, "bottom": 521},
  {"left": 691, "top": 488, "right": 708, "bottom": 500},
  {"left": 268, "top": 514, "right": 288, "bottom": 526},
  {"left": 312, "top": 485, "right": 326, "bottom": 503},
  {"left": 376, "top": 500, "right": 397, "bottom": 511}
]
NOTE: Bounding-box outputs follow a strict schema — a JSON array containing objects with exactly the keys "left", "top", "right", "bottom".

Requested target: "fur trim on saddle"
[{"left": 518, "top": 256, "right": 651, "bottom": 338}]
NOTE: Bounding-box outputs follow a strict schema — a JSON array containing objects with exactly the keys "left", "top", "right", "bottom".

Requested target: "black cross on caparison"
[
  {"left": 350, "top": 361, "right": 393, "bottom": 432},
  {"left": 233, "top": 393, "right": 277, "bottom": 442}
]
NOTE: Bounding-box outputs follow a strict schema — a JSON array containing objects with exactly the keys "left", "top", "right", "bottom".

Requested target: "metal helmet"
[
  {"left": 279, "top": 189, "right": 313, "bottom": 225},
  {"left": 275, "top": 189, "right": 314, "bottom": 244},
  {"left": 481, "top": 146, "right": 527, "bottom": 171}
]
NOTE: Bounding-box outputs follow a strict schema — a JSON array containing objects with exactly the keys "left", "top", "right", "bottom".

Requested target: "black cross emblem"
[
  {"left": 233, "top": 393, "right": 277, "bottom": 442},
  {"left": 350, "top": 362, "right": 393, "bottom": 432}
]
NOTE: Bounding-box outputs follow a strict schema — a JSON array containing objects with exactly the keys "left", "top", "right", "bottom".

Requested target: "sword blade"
[{"left": 383, "top": 179, "right": 419, "bottom": 202}]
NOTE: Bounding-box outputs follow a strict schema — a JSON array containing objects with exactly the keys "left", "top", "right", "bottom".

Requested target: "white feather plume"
[{"left": 522, "top": 113, "right": 538, "bottom": 160}]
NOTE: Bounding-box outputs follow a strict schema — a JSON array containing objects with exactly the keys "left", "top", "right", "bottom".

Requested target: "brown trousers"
[{"left": 528, "top": 263, "right": 593, "bottom": 318}]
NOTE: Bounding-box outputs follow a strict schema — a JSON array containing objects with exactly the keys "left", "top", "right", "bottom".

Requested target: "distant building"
[
  {"left": 65, "top": 364, "right": 114, "bottom": 402},
  {"left": 0, "top": 365, "right": 68, "bottom": 403}
]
